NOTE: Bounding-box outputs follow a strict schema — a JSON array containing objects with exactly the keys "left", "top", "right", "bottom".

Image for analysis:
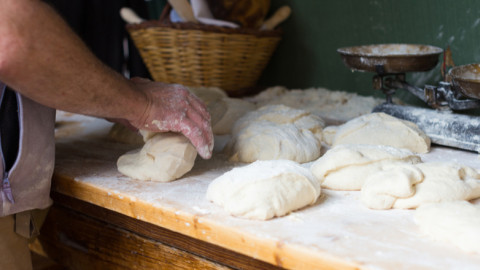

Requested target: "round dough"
[
  {"left": 325, "top": 112, "right": 431, "bottom": 153},
  {"left": 212, "top": 97, "right": 256, "bottom": 135},
  {"left": 117, "top": 132, "right": 197, "bottom": 182},
  {"left": 227, "top": 105, "right": 324, "bottom": 163},
  {"left": 311, "top": 144, "right": 422, "bottom": 190},
  {"left": 415, "top": 201, "right": 480, "bottom": 254},
  {"left": 206, "top": 160, "right": 321, "bottom": 220}
]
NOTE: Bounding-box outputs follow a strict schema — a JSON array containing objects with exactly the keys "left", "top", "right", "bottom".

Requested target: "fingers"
[{"left": 176, "top": 117, "right": 214, "bottom": 159}]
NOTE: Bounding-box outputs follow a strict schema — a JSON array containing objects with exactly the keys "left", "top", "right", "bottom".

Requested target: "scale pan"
[
  {"left": 337, "top": 44, "right": 443, "bottom": 73},
  {"left": 450, "top": 63, "right": 480, "bottom": 99}
]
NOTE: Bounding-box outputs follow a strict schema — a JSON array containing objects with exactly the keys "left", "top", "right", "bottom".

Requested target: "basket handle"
[{"left": 159, "top": 2, "right": 172, "bottom": 22}]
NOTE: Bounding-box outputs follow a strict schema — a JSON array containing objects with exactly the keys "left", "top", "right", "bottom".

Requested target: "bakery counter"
[{"left": 30, "top": 113, "right": 480, "bottom": 270}]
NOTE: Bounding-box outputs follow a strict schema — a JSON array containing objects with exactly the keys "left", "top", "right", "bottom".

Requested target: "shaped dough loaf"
[
  {"left": 117, "top": 132, "right": 197, "bottom": 182},
  {"left": 227, "top": 105, "right": 324, "bottom": 163},
  {"left": 311, "top": 144, "right": 422, "bottom": 190},
  {"left": 324, "top": 112, "right": 431, "bottom": 153},
  {"left": 415, "top": 201, "right": 480, "bottom": 254},
  {"left": 206, "top": 159, "right": 321, "bottom": 220},
  {"left": 361, "top": 162, "right": 480, "bottom": 209}
]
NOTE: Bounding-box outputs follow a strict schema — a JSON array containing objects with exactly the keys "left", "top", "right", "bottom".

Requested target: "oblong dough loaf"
[
  {"left": 207, "top": 160, "right": 321, "bottom": 220},
  {"left": 325, "top": 112, "right": 430, "bottom": 153}
]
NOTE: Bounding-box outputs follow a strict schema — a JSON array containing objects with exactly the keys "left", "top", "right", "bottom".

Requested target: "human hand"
[{"left": 130, "top": 78, "right": 213, "bottom": 159}]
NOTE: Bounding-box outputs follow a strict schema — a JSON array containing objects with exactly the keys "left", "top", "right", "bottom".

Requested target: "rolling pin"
[
  {"left": 167, "top": 0, "right": 198, "bottom": 23},
  {"left": 260, "top": 6, "right": 291, "bottom": 30},
  {"left": 120, "top": 7, "right": 145, "bottom": 24}
]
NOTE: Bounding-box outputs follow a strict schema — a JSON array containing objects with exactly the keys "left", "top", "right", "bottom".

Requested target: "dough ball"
[
  {"left": 326, "top": 112, "right": 431, "bottom": 153},
  {"left": 187, "top": 86, "right": 227, "bottom": 104},
  {"left": 117, "top": 133, "right": 197, "bottom": 182},
  {"left": 212, "top": 97, "right": 256, "bottom": 135},
  {"left": 227, "top": 105, "right": 324, "bottom": 163},
  {"left": 108, "top": 123, "right": 143, "bottom": 145},
  {"left": 361, "top": 163, "right": 424, "bottom": 209},
  {"left": 393, "top": 162, "right": 480, "bottom": 209},
  {"left": 311, "top": 144, "right": 421, "bottom": 190},
  {"left": 415, "top": 201, "right": 480, "bottom": 254},
  {"left": 206, "top": 160, "right": 321, "bottom": 220}
]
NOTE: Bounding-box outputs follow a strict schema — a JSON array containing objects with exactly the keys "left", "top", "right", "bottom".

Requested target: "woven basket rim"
[{"left": 126, "top": 20, "right": 282, "bottom": 37}]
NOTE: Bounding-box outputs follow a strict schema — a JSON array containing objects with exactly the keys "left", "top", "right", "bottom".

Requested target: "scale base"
[{"left": 373, "top": 103, "right": 480, "bottom": 153}]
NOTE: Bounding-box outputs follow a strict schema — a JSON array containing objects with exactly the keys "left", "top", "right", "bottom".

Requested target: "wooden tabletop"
[{"left": 49, "top": 112, "right": 480, "bottom": 270}]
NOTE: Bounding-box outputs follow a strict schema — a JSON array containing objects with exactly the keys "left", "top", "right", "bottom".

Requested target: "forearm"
[{"left": 0, "top": 0, "right": 146, "bottom": 123}]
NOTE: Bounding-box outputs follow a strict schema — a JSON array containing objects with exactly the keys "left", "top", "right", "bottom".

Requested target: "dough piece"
[
  {"left": 108, "top": 123, "right": 144, "bottom": 145},
  {"left": 117, "top": 132, "right": 197, "bottom": 182},
  {"left": 311, "top": 144, "right": 421, "bottom": 190},
  {"left": 249, "top": 86, "right": 383, "bottom": 125},
  {"left": 415, "top": 201, "right": 480, "bottom": 254},
  {"left": 212, "top": 97, "right": 256, "bottom": 135},
  {"left": 361, "top": 162, "right": 480, "bottom": 209},
  {"left": 187, "top": 86, "right": 228, "bottom": 128},
  {"left": 206, "top": 160, "right": 321, "bottom": 220},
  {"left": 187, "top": 86, "right": 227, "bottom": 104},
  {"left": 393, "top": 162, "right": 480, "bottom": 209},
  {"left": 227, "top": 105, "right": 324, "bottom": 163},
  {"left": 326, "top": 112, "right": 431, "bottom": 153},
  {"left": 361, "top": 163, "right": 424, "bottom": 209}
]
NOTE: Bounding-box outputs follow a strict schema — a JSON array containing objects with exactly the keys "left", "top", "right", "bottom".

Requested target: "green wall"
[{"left": 259, "top": 0, "right": 480, "bottom": 102}]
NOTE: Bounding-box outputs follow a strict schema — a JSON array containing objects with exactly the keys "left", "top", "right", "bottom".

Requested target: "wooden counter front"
[{"left": 31, "top": 113, "right": 480, "bottom": 270}]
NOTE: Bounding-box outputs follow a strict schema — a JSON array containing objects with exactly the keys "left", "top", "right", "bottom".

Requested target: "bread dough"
[
  {"left": 117, "top": 132, "right": 197, "bottom": 182},
  {"left": 206, "top": 159, "right": 321, "bottom": 220},
  {"left": 361, "top": 162, "right": 480, "bottom": 209},
  {"left": 361, "top": 163, "right": 424, "bottom": 209},
  {"left": 415, "top": 201, "right": 480, "bottom": 254},
  {"left": 226, "top": 105, "right": 324, "bottom": 163},
  {"left": 187, "top": 86, "right": 227, "bottom": 104},
  {"left": 394, "top": 162, "right": 480, "bottom": 208},
  {"left": 311, "top": 144, "right": 421, "bottom": 190},
  {"left": 325, "top": 112, "right": 431, "bottom": 153},
  {"left": 108, "top": 123, "right": 144, "bottom": 145},
  {"left": 248, "top": 86, "right": 384, "bottom": 125},
  {"left": 212, "top": 97, "right": 256, "bottom": 135}
]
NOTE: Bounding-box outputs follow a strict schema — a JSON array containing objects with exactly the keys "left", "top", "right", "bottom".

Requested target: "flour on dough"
[
  {"left": 227, "top": 105, "right": 324, "bottom": 163},
  {"left": 117, "top": 132, "right": 197, "bottom": 182},
  {"left": 325, "top": 113, "right": 431, "bottom": 153},
  {"left": 212, "top": 97, "right": 256, "bottom": 135},
  {"left": 415, "top": 201, "right": 480, "bottom": 254},
  {"left": 310, "top": 144, "right": 421, "bottom": 190},
  {"left": 206, "top": 159, "right": 321, "bottom": 220}
]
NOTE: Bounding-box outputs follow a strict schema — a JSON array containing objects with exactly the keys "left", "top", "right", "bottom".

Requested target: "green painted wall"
[{"left": 259, "top": 0, "right": 480, "bottom": 102}]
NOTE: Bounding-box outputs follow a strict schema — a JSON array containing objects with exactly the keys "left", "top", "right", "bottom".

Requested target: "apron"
[{"left": 0, "top": 82, "right": 55, "bottom": 217}]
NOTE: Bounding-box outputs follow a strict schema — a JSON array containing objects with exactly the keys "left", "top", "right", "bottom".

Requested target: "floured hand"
[{"left": 129, "top": 78, "right": 213, "bottom": 159}]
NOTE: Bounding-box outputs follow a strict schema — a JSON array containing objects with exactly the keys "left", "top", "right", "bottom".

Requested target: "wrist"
[{"left": 128, "top": 82, "right": 153, "bottom": 129}]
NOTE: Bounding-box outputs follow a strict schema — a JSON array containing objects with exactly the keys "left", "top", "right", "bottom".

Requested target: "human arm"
[{"left": 0, "top": 0, "right": 213, "bottom": 158}]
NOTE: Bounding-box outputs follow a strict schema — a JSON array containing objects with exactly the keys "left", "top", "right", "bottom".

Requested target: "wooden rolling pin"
[
  {"left": 260, "top": 6, "right": 291, "bottom": 30},
  {"left": 120, "top": 7, "right": 145, "bottom": 24},
  {"left": 168, "top": 0, "right": 198, "bottom": 23}
]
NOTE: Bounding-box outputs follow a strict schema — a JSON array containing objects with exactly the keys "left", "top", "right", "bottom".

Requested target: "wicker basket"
[{"left": 126, "top": 17, "right": 282, "bottom": 96}]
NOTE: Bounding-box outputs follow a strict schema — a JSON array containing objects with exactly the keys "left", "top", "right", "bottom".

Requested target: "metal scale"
[{"left": 337, "top": 44, "right": 480, "bottom": 152}]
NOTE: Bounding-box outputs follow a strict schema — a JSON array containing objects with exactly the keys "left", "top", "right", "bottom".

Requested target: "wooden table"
[{"left": 30, "top": 113, "right": 480, "bottom": 270}]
